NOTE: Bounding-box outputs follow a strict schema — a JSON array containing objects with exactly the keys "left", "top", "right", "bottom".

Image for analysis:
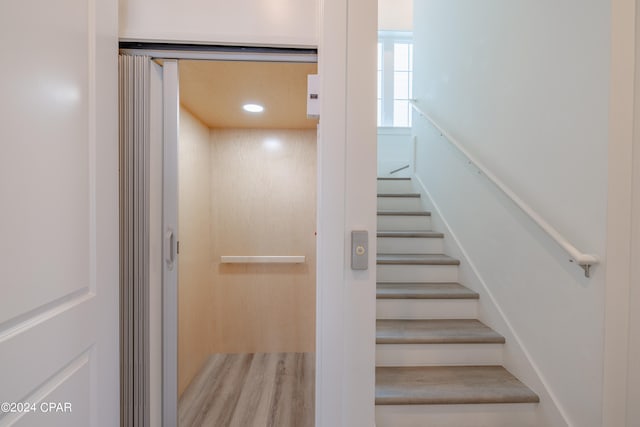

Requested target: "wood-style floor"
[{"left": 179, "top": 353, "right": 315, "bottom": 427}]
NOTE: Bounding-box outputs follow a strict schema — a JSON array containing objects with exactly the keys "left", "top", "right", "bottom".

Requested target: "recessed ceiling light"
[{"left": 243, "top": 103, "right": 264, "bottom": 113}]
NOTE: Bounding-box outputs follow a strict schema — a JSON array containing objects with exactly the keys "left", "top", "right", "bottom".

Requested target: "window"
[{"left": 378, "top": 32, "right": 413, "bottom": 127}]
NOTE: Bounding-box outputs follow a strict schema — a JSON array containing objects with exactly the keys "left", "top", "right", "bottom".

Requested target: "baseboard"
[{"left": 411, "top": 172, "right": 570, "bottom": 427}]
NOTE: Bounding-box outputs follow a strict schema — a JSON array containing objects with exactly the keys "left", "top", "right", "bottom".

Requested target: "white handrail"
[{"left": 410, "top": 100, "right": 598, "bottom": 277}]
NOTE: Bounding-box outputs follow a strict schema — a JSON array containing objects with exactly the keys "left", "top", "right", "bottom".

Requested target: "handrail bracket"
[{"left": 580, "top": 263, "right": 591, "bottom": 278}]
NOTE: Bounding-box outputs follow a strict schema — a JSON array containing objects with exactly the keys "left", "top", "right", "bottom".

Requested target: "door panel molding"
[{"left": 0, "top": 289, "right": 92, "bottom": 343}]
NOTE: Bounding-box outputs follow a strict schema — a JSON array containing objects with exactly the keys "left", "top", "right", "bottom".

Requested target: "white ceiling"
[{"left": 179, "top": 60, "right": 318, "bottom": 130}]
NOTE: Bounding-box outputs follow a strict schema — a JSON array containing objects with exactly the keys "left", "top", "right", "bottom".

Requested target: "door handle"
[{"left": 165, "top": 229, "right": 176, "bottom": 269}]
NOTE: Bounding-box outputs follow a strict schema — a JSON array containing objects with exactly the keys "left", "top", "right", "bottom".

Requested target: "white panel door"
[{"left": 0, "top": 0, "right": 119, "bottom": 426}]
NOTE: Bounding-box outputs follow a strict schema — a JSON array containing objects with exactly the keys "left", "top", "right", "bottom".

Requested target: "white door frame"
[
  {"left": 315, "top": 0, "right": 377, "bottom": 426},
  {"left": 603, "top": 0, "right": 640, "bottom": 425}
]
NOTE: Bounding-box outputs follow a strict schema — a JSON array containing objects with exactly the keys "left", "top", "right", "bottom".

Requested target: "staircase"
[{"left": 375, "top": 177, "right": 540, "bottom": 427}]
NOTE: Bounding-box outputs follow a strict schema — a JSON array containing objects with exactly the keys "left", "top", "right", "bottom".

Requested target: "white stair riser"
[
  {"left": 376, "top": 299, "right": 477, "bottom": 319},
  {"left": 377, "top": 180, "right": 414, "bottom": 193},
  {"left": 377, "top": 216, "right": 431, "bottom": 231},
  {"left": 377, "top": 197, "right": 422, "bottom": 210},
  {"left": 375, "top": 403, "right": 538, "bottom": 427},
  {"left": 377, "top": 264, "right": 458, "bottom": 282},
  {"left": 377, "top": 237, "right": 443, "bottom": 254},
  {"left": 376, "top": 343, "right": 503, "bottom": 367}
]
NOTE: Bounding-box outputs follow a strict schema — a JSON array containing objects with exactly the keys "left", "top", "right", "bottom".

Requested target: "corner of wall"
[{"left": 177, "top": 106, "right": 214, "bottom": 397}]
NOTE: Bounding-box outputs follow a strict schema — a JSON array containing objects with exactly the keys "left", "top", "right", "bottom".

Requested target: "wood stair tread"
[
  {"left": 376, "top": 319, "right": 504, "bottom": 344},
  {"left": 377, "top": 282, "right": 478, "bottom": 299},
  {"left": 377, "top": 253, "right": 460, "bottom": 265},
  {"left": 377, "top": 231, "right": 444, "bottom": 238},
  {"left": 378, "top": 193, "right": 421, "bottom": 198},
  {"left": 375, "top": 365, "right": 539, "bottom": 405},
  {"left": 378, "top": 210, "right": 431, "bottom": 216}
]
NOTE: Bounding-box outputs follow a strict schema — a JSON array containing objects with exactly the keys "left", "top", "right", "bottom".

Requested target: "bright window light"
[
  {"left": 243, "top": 103, "right": 264, "bottom": 113},
  {"left": 378, "top": 32, "right": 413, "bottom": 127}
]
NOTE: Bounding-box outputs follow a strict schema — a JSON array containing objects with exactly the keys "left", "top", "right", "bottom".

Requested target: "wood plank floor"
[{"left": 179, "top": 353, "right": 315, "bottom": 427}]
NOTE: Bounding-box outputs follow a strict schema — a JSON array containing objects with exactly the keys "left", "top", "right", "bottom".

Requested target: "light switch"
[{"left": 351, "top": 230, "right": 368, "bottom": 270}]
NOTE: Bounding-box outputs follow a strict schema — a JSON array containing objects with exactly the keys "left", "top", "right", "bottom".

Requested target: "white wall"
[
  {"left": 119, "top": 0, "right": 318, "bottom": 46},
  {"left": 377, "top": 128, "right": 412, "bottom": 177},
  {"left": 378, "top": 0, "right": 412, "bottom": 31},
  {"left": 412, "top": 2, "right": 610, "bottom": 426}
]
